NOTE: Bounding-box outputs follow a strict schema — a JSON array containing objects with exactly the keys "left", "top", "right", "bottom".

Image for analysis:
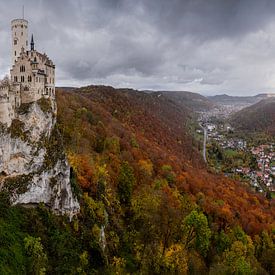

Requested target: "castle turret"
[
  {"left": 11, "top": 19, "right": 28, "bottom": 65},
  {"left": 30, "top": 34, "right": 34, "bottom": 51}
]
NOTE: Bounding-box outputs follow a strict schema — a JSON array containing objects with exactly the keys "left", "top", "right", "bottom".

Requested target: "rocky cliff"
[{"left": 0, "top": 98, "right": 79, "bottom": 218}]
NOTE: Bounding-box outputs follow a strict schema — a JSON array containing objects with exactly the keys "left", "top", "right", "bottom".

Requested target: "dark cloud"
[
  {"left": 1, "top": 0, "right": 275, "bottom": 95},
  {"left": 140, "top": 0, "right": 275, "bottom": 40}
]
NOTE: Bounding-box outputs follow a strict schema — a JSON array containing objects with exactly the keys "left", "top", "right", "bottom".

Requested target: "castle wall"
[
  {"left": 21, "top": 86, "right": 43, "bottom": 104},
  {"left": 9, "top": 85, "right": 21, "bottom": 109},
  {"left": 0, "top": 101, "right": 13, "bottom": 126},
  {"left": 11, "top": 51, "right": 45, "bottom": 104},
  {"left": 0, "top": 86, "right": 13, "bottom": 126},
  {"left": 0, "top": 85, "right": 9, "bottom": 98}
]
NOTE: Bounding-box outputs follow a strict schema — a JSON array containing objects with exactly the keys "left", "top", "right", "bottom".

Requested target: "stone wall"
[{"left": 0, "top": 86, "right": 13, "bottom": 126}]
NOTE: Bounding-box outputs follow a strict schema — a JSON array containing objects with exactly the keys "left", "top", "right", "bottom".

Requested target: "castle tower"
[{"left": 11, "top": 19, "right": 28, "bottom": 65}]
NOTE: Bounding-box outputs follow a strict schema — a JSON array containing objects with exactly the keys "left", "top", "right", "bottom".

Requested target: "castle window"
[
  {"left": 28, "top": 76, "right": 32, "bottom": 82},
  {"left": 14, "top": 76, "right": 18, "bottom": 82},
  {"left": 15, "top": 51, "right": 16, "bottom": 56},
  {"left": 14, "top": 40, "right": 17, "bottom": 45},
  {"left": 21, "top": 76, "right": 24, "bottom": 82}
]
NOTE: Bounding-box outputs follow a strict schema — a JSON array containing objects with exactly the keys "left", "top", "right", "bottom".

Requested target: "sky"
[{"left": 1, "top": 0, "right": 275, "bottom": 96}]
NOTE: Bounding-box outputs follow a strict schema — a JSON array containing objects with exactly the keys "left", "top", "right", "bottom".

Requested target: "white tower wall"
[{"left": 11, "top": 19, "right": 28, "bottom": 65}]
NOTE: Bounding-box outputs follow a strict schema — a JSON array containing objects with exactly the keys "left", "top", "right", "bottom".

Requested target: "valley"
[{"left": 197, "top": 94, "right": 275, "bottom": 199}]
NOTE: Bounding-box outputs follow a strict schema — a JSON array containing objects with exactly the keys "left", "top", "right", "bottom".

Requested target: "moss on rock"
[
  {"left": 42, "top": 125, "right": 65, "bottom": 170},
  {"left": 37, "top": 97, "right": 52, "bottom": 114},
  {"left": 2, "top": 174, "right": 33, "bottom": 195},
  {"left": 17, "top": 102, "right": 33, "bottom": 115},
  {"left": 8, "top": 119, "right": 29, "bottom": 141}
]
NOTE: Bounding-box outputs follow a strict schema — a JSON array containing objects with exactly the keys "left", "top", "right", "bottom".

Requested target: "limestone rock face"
[{"left": 0, "top": 99, "right": 80, "bottom": 217}]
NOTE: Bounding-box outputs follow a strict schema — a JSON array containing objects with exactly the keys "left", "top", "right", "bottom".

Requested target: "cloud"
[{"left": 1, "top": 0, "right": 275, "bottom": 95}]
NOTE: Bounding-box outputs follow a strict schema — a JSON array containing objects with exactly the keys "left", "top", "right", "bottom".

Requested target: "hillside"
[
  {"left": 56, "top": 86, "right": 274, "bottom": 272},
  {"left": 153, "top": 90, "right": 216, "bottom": 112},
  {"left": 230, "top": 98, "right": 275, "bottom": 136},
  {"left": 0, "top": 85, "right": 274, "bottom": 274}
]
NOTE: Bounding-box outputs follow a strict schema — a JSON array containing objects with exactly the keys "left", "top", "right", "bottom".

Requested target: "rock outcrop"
[{"left": 0, "top": 98, "right": 79, "bottom": 218}]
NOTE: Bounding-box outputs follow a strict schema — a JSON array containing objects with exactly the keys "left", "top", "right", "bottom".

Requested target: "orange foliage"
[
  {"left": 68, "top": 153, "right": 93, "bottom": 190},
  {"left": 57, "top": 87, "right": 275, "bottom": 236}
]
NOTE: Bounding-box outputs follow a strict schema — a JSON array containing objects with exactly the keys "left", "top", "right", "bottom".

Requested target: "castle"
[{"left": 0, "top": 18, "right": 55, "bottom": 126}]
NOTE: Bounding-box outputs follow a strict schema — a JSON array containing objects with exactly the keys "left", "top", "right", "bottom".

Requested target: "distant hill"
[
  {"left": 230, "top": 98, "right": 275, "bottom": 135},
  {"left": 208, "top": 93, "right": 274, "bottom": 106},
  {"left": 57, "top": 86, "right": 78, "bottom": 90},
  {"left": 154, "top": 90, "right": 216, "bottom": 112}
]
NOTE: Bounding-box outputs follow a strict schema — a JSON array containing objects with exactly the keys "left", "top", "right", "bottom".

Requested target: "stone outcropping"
[{"left": 0, "top": 98, "right": 79, "bottom": 218}]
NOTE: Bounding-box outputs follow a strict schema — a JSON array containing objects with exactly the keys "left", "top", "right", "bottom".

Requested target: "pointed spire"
[{"left": 31, "top": 34, "right": 34, "bottom": 51}]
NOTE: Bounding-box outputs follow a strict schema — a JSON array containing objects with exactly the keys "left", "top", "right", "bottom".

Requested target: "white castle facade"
[{"left": 0, "top": 18, "right": 55, "bottom": 126}]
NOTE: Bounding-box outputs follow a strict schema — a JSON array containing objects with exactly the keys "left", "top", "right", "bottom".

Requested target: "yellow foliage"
[
  {"left": 163, "top": 244, "right": 188, "bottom": 274},
  {"left": 94, "top": 163, "right": 109, "bottom": 181},
  {"left": 111, "top": 256, "right": 127, "bottom": 275},
  {"left": 138, "top": 159, "right": 153, "bottom": 177}
]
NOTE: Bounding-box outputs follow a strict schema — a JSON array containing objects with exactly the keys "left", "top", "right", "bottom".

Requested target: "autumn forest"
[{"left": 1, "top": 86, "right": 273, "bottom": 274}]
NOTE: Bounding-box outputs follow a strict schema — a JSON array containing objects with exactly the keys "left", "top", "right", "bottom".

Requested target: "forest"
[
  {"left": 0, "top": 86, "right": 274, "bottom": 274},
  {"left": 230, "top": 98, "right": 275, "bottom": 136}
]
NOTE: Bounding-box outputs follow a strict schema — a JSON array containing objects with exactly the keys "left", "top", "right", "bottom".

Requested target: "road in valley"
[{"left": 203, "top": 127, "right": 207, "bottom": 163}]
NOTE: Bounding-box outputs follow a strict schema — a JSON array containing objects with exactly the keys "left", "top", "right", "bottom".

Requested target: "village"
[{"left": 197, "top": 114, "right": 275, "bottom": 197}]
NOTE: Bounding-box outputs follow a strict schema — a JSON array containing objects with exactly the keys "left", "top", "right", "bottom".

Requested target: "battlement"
[{"left": 0, "top": 85, "right": 9, "bottom": 91}]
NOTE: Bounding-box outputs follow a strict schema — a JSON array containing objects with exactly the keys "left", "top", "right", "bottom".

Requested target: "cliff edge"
[{"left": 0, "top": 98, "right": 79, "bottom": 217}]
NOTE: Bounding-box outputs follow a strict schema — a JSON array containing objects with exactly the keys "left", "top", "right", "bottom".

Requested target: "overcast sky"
[{"left": 2, "top": 0, "right": 275, "bottom": 95}]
